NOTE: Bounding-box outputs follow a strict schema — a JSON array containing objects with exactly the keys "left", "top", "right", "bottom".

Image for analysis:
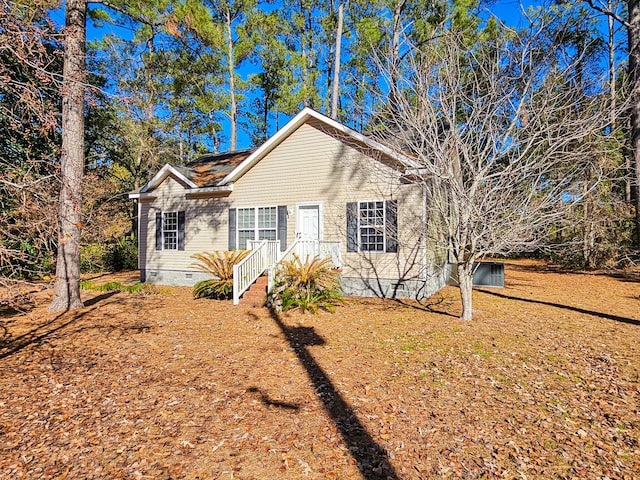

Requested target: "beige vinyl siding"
[
  {"left": 142, "top": 119, "right": 426, "bottom": 283},
  {"left": 231, "top": 122, "right": 424, "bottom": 280},
  {"left": 141, "top": 177, "right": 231, "bottom": 272}
]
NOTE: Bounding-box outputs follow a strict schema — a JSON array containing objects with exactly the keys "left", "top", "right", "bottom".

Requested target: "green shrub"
[
  {"left": 191, "top": 249, "right": 250, "bottom": 281},
  {"left": 81, "top": 237, "right": 138, "bottom": 273},
  {"left": 270, "top": 254, "right": 343, "bottom": 313},
  {"left": 190, "top": 250, "right": 250, "bottom": 300},
  {"left": 80, "top": 243, "right": 108, "bottom": 273},
  {"left": 192, "top": 279, "right": 233, "bottom": 299},
  {"left": 104, "top": 236, "right": 138, "bottom": 271}
]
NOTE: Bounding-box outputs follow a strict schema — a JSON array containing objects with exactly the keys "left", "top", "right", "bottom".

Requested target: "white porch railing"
[
  {"left": 267, "top": 240, "right": 298, "bottom": 295},
  {"left": 295, "top": 240, "right": 342, "bottom": 269},
  {"left": 233, "top": 240, "right": 279, "bottom": 305},
  {"left": 247, "top": 239, "right": 280, "bottom": 264},
  {"left": 235, "top": 239, "right": 342, "bottom": 305}
]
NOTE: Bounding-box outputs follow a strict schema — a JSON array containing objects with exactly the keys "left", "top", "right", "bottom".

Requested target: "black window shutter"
[
  {"left": 277, "top": 205, "right": 287, "bottom": 251},
  {"left": 346, "top": 202, "right": 358, "bottom": 252},
  {"left": 155, "top": 212, "right": 162, "bottom": 250},
  {"left": 178, "top": 211, "right": 186, "bottom": 251},
  {"left": 228, "top": 208, "right": 237, "bottom": 250},
  {"left": 386, "top": 200, "right": 398, "bottom": 253}
]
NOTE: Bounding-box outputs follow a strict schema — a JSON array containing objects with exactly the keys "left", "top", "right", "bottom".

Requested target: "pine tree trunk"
[
  {"left": 458, "top": 262, "right": 474, "bottom": 321},
  {"left": 330, "top": 2, "right": 343, "bottom": 120},
  {"left": 49, "top": 0, "right": 86, "bottom": 312},
  {"left": 629, "top": 0, "right": 640, "bottom": 247},
  {"left": 226, "top": 7, "right": 237, "bottom": 151},
  {"left": 389, "top": 0, "right": 406, "bottom": 113}
]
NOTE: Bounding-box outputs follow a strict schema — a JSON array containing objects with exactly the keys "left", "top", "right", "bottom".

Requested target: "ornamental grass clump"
[
  {"left": 191, "top": 250, "right": 250, "bottom": 300},
  {"left": 270, "top": 254, "right": 343, "bottom": 313}
]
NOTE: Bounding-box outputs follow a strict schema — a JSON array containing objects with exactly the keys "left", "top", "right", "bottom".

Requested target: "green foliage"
[
  {"left": 80, "top": 243, "right": 108, "bottom": 273},
  {"left": 277, "top": 285, "right": 344, "bottom": 313},
  {"left": 0, "top": 239, "right": 56, "bottom": 279},
  {"left": 79, "top": 280, "right": 156, "bottom": 294},
  {"left": 190, "top": 250, "right": 250, "bottom": 300},
  {"left": 80, "top": 237, "right": 138, "bottom": 273},
  {"left": 270, "top": 254, "right": 343, "bottom": 313},
  {"left": 192, "top": 279, "right": 233, "bottom": 300},
  {"left": 104, "top": 237, "right": 138, "bottom": 271},
  {"left": 191, "top": 250, "right": 250, "bottom": 281}
]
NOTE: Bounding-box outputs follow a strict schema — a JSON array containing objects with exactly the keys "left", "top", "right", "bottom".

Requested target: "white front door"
[{"left": 298, "top": 204, "right": 320, "bottom": 241}]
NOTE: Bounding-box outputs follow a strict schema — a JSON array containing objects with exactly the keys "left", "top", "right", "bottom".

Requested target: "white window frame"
[
  {"left": 236, "top": 205, "right": 278, "bottom": 249},
  {"left": 358, "top": 200, "right": 386, "bottom": 253},
  {"left": 162, "top": 211, "right": 179, "bottom": 251}
]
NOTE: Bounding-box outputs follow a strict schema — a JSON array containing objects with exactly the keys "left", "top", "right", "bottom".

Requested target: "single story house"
[{"left": 129, "top": 108, "right": 451, "bottom": 301}]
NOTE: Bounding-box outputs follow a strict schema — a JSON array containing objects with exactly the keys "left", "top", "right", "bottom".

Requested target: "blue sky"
[
  {"left": 48, "top": 1, "right": 568, "bottom": 150},
  {"left": 73, "top": 0, "right": 539, "bottom": 42}
]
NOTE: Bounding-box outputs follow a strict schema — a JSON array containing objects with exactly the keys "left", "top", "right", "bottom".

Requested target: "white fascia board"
[
  {"left": 140, "top": 163, "right": 198, "bottom": 193},
  {"left": 403, "top": 168, "right": 432, "bottom": 177},
  {"left": 219, "top": 107, "right": 418, "bottom": 185},
  {"left": 128, "top": 192, "right": 157, "bottom": 200},
  {"left": 185, "top": 184, "right": 234, "bottom": 195}
]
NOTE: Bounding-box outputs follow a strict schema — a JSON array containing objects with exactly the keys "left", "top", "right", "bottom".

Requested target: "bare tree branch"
[
  {"left": 366, "top": 25, "right": 620, "bottom": 320},
  {"left": 583, "top": 0, "right": 630, "bottom": 27}
]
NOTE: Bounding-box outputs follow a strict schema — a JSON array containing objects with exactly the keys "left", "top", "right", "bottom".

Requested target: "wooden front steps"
[{"left": 239, "top": 275, "right": 268, "bottom": 307}]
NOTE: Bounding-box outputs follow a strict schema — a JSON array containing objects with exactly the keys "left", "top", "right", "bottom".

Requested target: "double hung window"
[
  {"left": 162, "top": 212, "right": 178, "bottom": 250},
  {"left": 155, "top": 211, "right": 185, "bottom": 251},
  {"left": 346, "top": 200, "right": 397, "bottom": 253},
  {"left": 237, "top": 206, "right": 278, "bottom": 249},
  {"left": 358, "top": 201, "right": 385, "bottom": 252}
]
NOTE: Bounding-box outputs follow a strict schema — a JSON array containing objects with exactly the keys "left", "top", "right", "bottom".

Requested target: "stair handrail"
[{"left": 233, "top": 240, "right": 269, "bottom": 305}]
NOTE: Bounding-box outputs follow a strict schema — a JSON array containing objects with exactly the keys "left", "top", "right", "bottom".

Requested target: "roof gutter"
[
  {"left": 185, "top": 184, "right": 234, "bottom": 197},
  {"left": 128, "top": 192, "right": 157, "bottom": 200}
]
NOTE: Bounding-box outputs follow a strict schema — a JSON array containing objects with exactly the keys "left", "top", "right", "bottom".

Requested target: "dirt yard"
[{"left": 1, "top": 261, "right": 639, "bottom": 479}]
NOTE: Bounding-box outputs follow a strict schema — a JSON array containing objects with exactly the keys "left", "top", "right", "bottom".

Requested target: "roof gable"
[
  {"left": 140, "top": 164, "right": 197, "bottom": 193},
  {"left": 138, "top": 149, "right": 254, "bottom": 195},
  {"left": 219, "top": 108, "right": 414, "bottom": 185},
  {"left": 133, "top": 109, "right": 414, "bottom": 199}
]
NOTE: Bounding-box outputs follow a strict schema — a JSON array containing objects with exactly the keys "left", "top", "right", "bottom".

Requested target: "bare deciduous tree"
[
  {"left": 0, "top": 0, "right": 61, "bottom": 305},
  {"left": 369, "top": 27, "right": 617, "bottom": 320}
]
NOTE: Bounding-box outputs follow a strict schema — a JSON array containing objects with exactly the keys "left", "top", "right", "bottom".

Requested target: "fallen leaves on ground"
[{"left": 0, "top": 262, "right": 639, "bottom": 479}]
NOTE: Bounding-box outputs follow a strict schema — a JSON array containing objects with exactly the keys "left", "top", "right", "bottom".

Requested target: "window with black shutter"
[
  {"left": 156, "top": 211, "right": 185, "bottom": 251},
  {"left": 230, "top": 205, "right": 287, "bottom": 250},
  {"left": 346, "top": 200, "right": 398, "bottom": 253}
]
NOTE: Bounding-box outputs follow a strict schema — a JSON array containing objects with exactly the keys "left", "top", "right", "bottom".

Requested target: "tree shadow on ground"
[
  {"left": 268, "top": 309, "right": 400, "bottom": 480},
  {"left": 392, "top": 297, "right": 458, "bottom": 318},
  {"left": 246, "top": 386, "right": 300, "bottom": 411},
  {"left": 0, "top": 291, "right": 150, "bottom": 359},
  {"left": 508, "top": 262, "right": 640, "bottom": 284},
  {"left": 477, "top": 289, "right": 640, "bottom": 326}
]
